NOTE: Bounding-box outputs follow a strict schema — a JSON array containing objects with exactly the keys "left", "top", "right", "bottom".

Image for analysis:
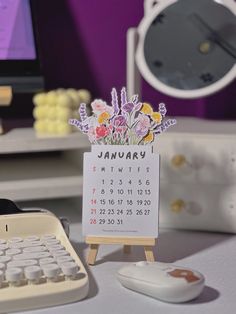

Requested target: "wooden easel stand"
[{"left": 86, "top": 236, "right": 156, "bottom": 265}]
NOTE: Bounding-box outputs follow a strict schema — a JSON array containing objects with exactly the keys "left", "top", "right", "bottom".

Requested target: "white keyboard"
[{"left": 0, "top": 207, "right": 89, "bottom": 313}]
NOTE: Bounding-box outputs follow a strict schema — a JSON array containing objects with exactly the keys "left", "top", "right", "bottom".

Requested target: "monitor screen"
[
  {"left": 0, "top": 0, "right": 44, "bottom": 92},
  {"left": 0, "top": 0, "right": 36, "bottom": 60}
]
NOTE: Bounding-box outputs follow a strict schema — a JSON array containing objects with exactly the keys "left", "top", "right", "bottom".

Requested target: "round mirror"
[{"left": 136, "top": 0, "right": 236, "bottom": 98}]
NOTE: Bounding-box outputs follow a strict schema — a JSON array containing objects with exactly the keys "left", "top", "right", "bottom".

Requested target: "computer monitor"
[{"left": 0, "top": 0, "right": 44, "bottom": 92}]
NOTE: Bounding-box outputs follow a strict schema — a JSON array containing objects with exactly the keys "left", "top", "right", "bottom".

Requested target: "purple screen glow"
[{"left": 0, "top": 0, "right": 36, "bottom": 60}]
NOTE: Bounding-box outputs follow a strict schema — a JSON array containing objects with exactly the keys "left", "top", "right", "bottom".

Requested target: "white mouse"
[{"left": 117, "top": 261, "right": 205, "bottom": 303}]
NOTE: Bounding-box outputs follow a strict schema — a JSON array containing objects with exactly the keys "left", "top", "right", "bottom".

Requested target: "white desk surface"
[{"left": 17, "top": 198, "right": 236, "bottom": 314}]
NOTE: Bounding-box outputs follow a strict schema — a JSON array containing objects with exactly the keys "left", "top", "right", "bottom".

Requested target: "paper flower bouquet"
[{"left": 69, "top": 87, "right": 176, "bottom": 145}]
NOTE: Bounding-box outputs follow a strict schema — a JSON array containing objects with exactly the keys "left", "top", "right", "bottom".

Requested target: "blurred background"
[{"left": 1, "top": 0, "right": 235, "bottom": 121}]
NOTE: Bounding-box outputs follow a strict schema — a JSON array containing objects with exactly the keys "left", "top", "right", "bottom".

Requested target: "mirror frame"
[{"left": 136, "top": 0, "right": 236, "bottom": 99}]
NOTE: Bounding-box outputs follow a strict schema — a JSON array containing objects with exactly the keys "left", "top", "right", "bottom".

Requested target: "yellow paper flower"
[
  {"left": 143, "top": 131, "right": 154, "bottom": 143},
  {"left": 98, "top": 111, "right": 110, "bottom": 124},
  {"left": 151, "top": 112, "right": 162, "bottom": 124},
  {"left": 141, "top": 103, "right": 153, "bottom": 115}
]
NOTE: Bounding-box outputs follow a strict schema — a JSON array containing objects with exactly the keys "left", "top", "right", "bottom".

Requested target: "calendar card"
[{"left": 82, "top": 145, "right": 160, "bottom": 237}]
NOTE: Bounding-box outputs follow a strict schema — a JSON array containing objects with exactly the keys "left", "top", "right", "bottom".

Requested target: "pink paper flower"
[
  {"left": 91, "top": 99, "right": 114, "bottom": 117},
  {"left": 116, "top": 126, "right": 127, "bottom": 133},
  {"left": 91, "top": 100, "right": 107, "bottom": 114},
  {"left": 138, "top": 114, "right": 151, "bottom": 128},
  {"left": 96, "top": 125, "right": 110, "bottom": 139}
]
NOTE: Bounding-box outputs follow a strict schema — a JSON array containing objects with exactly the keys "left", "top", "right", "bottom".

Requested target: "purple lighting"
[{"left": 0, "top": 0, "right": 36, "bottom": 60}]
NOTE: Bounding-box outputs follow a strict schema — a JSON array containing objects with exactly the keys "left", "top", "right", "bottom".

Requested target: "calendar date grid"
[{"left": 89, "top": 175, "right": 154, "bottom": 227}]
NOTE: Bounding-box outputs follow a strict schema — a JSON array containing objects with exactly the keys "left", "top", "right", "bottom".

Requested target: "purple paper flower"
[
  {"left": 111, "top": 88, "right": 119, "bottom": 114},
  {"left": 122, "top": 102, "right": 134, "bottom": 113},
  {"left": 121, "top": 87, "right": 127, "bottom": 106},
  {"left": 135, "top": 126, "right": 148, "bottom": 137},
  {"left": 69, "top": 118, "right": 89, "bottom": 134},
  {"left": 154, "top": 119, "right": 177, "bottom": 134},
  {"left": 69, "top": 118, "right": 82, "bottom": 130},
  {"left": 79, "top": 103, "right": 88, "bottom": 121},
  {"left": 134, "top": 102, "right": 143, "bottom": 111},
  {"left": 112, "top": 115, "right": 126, "bottom": 127},
  {"left": 159, "top": 103, "right": 167, "bottom": 117}
]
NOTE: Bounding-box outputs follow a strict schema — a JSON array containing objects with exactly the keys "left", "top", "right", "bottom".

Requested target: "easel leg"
[
  {"left": 144, "top": 246, "right": 155, "bottom": 262},
  {"left": 123, "top": 245, "right": 131, "bottom": 254},
  {"left": 87, "top": 244, "right": 99, "bottom": 265}
]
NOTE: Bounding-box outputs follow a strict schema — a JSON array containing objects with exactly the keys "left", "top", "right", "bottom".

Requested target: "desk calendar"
[
  {"left": 82, "top": 145, "right": 160, "bottom": 237},
  {"left": 69, "top": 87, "right": 176, "bottom": 264}
]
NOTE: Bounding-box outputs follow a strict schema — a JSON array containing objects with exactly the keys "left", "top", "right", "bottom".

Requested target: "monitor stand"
[{"left": 0, "top": 86, "right": 13, "bottom": 134}]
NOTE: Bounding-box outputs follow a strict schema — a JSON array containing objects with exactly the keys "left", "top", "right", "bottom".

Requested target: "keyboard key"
[
  {"left": 13, "top": 252, "right": 51, "bottom": 261},
  {"left": 61, "top": 262, "right": 78, "bottom": 279},
  {"left": 6, "top": 249, "right": 21, "bottom": 256},
  {"left": 44, "top": 239, "right": 60, "bottom": 246},
  {"left": 5, "top": 267, "right": 23, "bottom": 286},
  {"left": 0, "top": 256, "right": 11, "bottom": 263},
  {"left": 48, "top": 244, "right": 64, "bottom": 252},
  {"left": 53, "top": 250, "right": 69, "bottom": 258},
  {"left": 42, "top": 264, "right": 60, "bottom": 281},
  {"left": 35, "top": 252, "right": 52, "bottom": 259},
  {"left": 0, "top": 244, "right": 8, "bottom": 251},
  {"left": 39, "top": 257, "right": 56, "bottom": 266},
  {"left": 25, "top": 236, "right": 40, "bottom": 242},
  {"left": 8, "top": 242, "right": 26, "bottom": 249},
  {"left": 8, "top": 260, "right": 38, "bottom": 269},
  {"left": 0, "top": 239, "right": 6, "bottom": 245},
  {"left": 23, "top": 246, "right": 47, "bottom": 253},
  {"left": 25, "top": 266, "right": 42, "bottom": 283},
  {"left": 9, "top": 241, "right": 44, "bottom": 249},
  {"left": 25, "top": 241, "right": 44, "bottom": 247},
  {"left": 8, "top": 237, "right": 23, "bottom": 244},
  {"left": 0, "top": 251, "right": 3, "bottom": 256},
  {"left": 57, "top": 256, "right": 74, "bottom": 265}
]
